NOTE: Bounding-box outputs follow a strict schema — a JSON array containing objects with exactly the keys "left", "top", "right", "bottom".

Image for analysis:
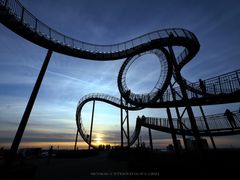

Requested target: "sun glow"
[
  {"left": 94, "top": 137, "right": 103, "bottom": 145},
  {"left": 90, "top": 132, "right": 117, "bottom": 147},
  {"left": 92, "top": 133, "right": 105, "bottom": 146}
]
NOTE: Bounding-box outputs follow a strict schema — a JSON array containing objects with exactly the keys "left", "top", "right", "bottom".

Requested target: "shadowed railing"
[
  {"left": 0, "top": 0, "right": 199, "bottom": 64},
  {"left": 117, "top": 69, "right": 240, "bottom": 105},
  {"left": 2, "top": 0, "right": 239, "bottom": 147},
  {"left": 159, "top": 69, "right": 240, "bottom": 102},
  {"left": 76, "top": 93, "right": 143, "bottom": 148},
  {"left": 76, "top": 69, "right": 240, "bottom": 147},
  {"left": 141, "top": 110, "right": 240, "bottom": 135}
]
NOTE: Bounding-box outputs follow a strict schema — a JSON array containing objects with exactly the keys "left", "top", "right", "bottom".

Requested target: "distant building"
[
  {"left": 166, "top": 140, "right": 183, "bottom": 152},
  {"left": 186, "top": 138, "right": 209, "bottom": 151},
  {"left": 166, "top": 144, "right": 174, "bottom": 152},
  {"left": 98, "top": 144, "right": 105, "bottom": 150},
  {"left": 177, "top": 140, "right": 183, "bottom": 152},
  {"left": 18, "top": 148, "right": 42, "bottom": 158},
  {"left": 105, "top": 144, "right": 111, "bottom": 150}
]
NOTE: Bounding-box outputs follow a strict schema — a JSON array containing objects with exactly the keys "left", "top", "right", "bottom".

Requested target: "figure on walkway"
[
  {"left": 126, "top": 89, "right": 131, "bottom": 97},
  {"left": 199, "top": 79, "right": 207, "bottom": 96},
  {"left": 137, "top": 116, "right": 140, "bottom": 122},
  {"left": 47, "top": 145, "right": 53, "bottom": 164},
  {"left": 224, "top": 109, "right": 237, "bottom": 128},
  {"left": 142, "top": 115, "right": 146, "bottom": 122}
]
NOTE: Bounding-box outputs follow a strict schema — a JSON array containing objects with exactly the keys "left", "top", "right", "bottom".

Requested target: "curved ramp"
[
  {"left": 77, "top": 69, "right": 240, "bottom": 147},
  {"left": 76, "top": 93, "right": 143, "bottom": 148},
  {"left": 0, "top": 0, "right": 199, "bottom": 67},
  {"left": 141, "top": 111, "right": 240, "bottom": 136},
  {"left": 1, "top": 0, "right": 239, "bottom": 148}
]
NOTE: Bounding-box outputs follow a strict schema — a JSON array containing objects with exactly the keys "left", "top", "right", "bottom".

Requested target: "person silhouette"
[
  {"left": 126, "top": 90, "right": 131, "bottom": 97},
  {"left": 199, "top": 79, "right": 206, "bottom": 96},
  {"left": 47, "top": 146, "right": 53, "bottom": 164},
  {"left": 224, "top": 109, "right": 237, "bottom": 129}
]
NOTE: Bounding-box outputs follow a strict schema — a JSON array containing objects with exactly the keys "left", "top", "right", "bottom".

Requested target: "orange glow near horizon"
[
  {"left": 0, "top": 141, "right": 89, "bottom": 150},
  {"left": 1, "top": 137, "right": 239, "bottom": 150},
  {"left": 0, "top": 140, "right": 119, "bottom": 150}
]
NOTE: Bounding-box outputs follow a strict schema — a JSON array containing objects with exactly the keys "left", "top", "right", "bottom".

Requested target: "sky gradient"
[{"left": 0, "top": 0, "right": 240, "bottom": 150}]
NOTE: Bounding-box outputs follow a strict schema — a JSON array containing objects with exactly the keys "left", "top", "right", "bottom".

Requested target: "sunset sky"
[{"left": 0, "top": 0, "right": 240, "bottom": 150}]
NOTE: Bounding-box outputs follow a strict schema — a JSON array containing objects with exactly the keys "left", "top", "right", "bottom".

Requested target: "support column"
[
  {"left": 148, "top": 128, "right": 153, "bottom": 152},
  {"left": 199, "top": 106, "right": 216, "bottom": 150},
  {"left": 166, "top": 108, "right": 180, "bottom": 155},
  {"left": 126, "top": 109, "right": 130, "bottom": 148},
  {"left": 120, "top": 96, "right": 123, "bottom": 148},
  {"left": 170, "top": 82, "right": 188, "bottom": 152},
  {"left": 74, "top": 130, "right": 78, "bottom": 151},
  {"left": 4, "top": 0, "right": 9, "bottom": 7},
  {"left": 137, "top": 137, "right": 140, "bottom": 148},
  {"left": 168, "top": 45, "right": 203, "bottom": 152},
  {"left": 120, "top": 96, "right": 130, "bottom": 148},
  {"left": 139, "top": 136, "right": 142, "bottom": 148},
  {"left": 89, "top": 100, "right": 95, "bottom": 150},
  {"left": 10, "top": 50, "right": 53, "bottom": 155}
]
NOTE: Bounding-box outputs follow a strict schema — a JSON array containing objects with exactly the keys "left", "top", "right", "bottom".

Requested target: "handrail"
[
  {"left": 0, "top": 0, "right": 199, "bottom": 65},
  {"left": 143, "top": 110, "right": 240, "bottom": 133},
  {"left": 76, "top": 93, "right": 142, "bottom": 148},
  {"left": 160, "top": 69, "right": 240, "bottom": 102},
  {"left": 76, "top": 69, "right": 240, "bottom": 147},
  {"left": 117, "top": 48, "right": 172, "bottom": 106},
  {"left": 1, "top": 0, "right": 240, "bottom": 147}
]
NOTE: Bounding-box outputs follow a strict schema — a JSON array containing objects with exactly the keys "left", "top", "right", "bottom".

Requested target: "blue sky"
[{"left": 0, "top": 0, "right": 240, "bottom": 149}]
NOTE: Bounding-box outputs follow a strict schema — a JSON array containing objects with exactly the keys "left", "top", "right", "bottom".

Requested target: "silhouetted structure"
[
  {"left": 199, "top": 79, "right": 207, "bottom": 96},
  {"left": 224, "top": 109, "right": 237, "bottom": 128},
  {"left": 47, "top": 146, "right": 53, "bottom": 164},
  {"left": 186, "top": 138, "right": 209, "bottom": 151},
  {"left": 0, "top": 0, "right": 240, "bottom": 157}
]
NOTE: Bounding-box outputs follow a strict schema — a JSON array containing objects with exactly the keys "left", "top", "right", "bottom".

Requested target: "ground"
[{"left": 0, "top": 148, "right": 239, "bottom": 180}]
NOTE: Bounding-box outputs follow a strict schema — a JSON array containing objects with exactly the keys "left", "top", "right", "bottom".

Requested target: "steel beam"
[
  {"left": 120, "top": 96, "right": 123, "bottom": 148},
  {"left": 89, "top": 100, "right": 95, "bottom": 150},
  {"left": 199, "top": 106, "right": 216, "bottom": 150},
  {"left": 170, "top": 82, "right": 189, "bottom": 152},
  {"left": 10, "top": 50, "right": 53, "bottom": 155},
  {"left": 168, "top": 45, "right": 203, "bottom": 152},
  {"left": 74, "top": 130, "right": 78, "bottom": 151},
  {"left": 126, "top": 107, "right": 130, "bottom": 148},
  {"left": 166, "top": 107, "right": 180, "bottom": 155},
  {"left": 148, "top": 128, "right": 153, "bottom": 151}
]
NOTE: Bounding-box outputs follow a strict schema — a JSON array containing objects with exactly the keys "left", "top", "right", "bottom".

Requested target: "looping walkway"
[{"left": 1, "top": 0, "right": 240, "bottom": 149}]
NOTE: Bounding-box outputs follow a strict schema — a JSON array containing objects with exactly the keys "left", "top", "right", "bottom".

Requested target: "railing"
[
  {"left": 142, "top": 117, "right": 170, "bottom": 128},
  {"left": 0, "top": 0, "right": 197, "bottom": 64},
  {"left": 188, "top": 69, "right": 240, "bottom": 95},
  {"left": 118, "top": 49, "right": 170, "bottom": 104},
  {"left": 76, "top": 68, "right": 240, "bottom": 146},
  {"left": 160, "top": 69, "right": 240, "bottom": 102},
  {"left": 77, "top": 93, "right": 141, "bottom": 109},
  {"left": 120, "top": 69, "right": 240, "bottom": 104},
  {"left": 76, "top": 93, "right": 143, "bottom": 147},
  {"left": 142, "top": 110, "right": 240, "bottom": 132},
  {"left": 195, "top": 111, "right": 240, "bottom": 131},
  {"left": 77, "top": 93, "right": 121, "bottom": 107}
]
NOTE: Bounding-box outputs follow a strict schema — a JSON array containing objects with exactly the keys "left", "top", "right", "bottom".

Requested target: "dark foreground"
[{"left": 0, "top": 148, "right": 239, "bottom": 180}]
